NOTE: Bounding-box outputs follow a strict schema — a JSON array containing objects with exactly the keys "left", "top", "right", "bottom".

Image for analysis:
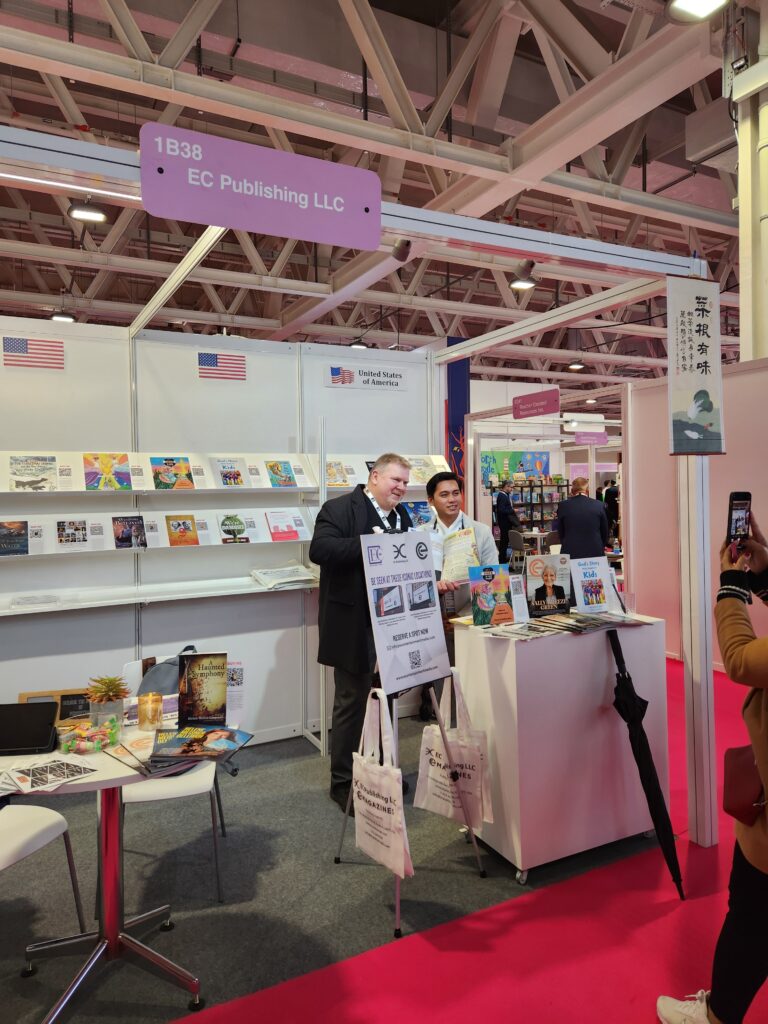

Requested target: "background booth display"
[{"left": 0, "top": 317, "right": 441, "bottom": 744}]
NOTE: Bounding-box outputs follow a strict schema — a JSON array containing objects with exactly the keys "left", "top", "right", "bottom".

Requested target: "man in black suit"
[
  {"left": 309, "top": 453, "right": 413, "bottom": 812},
  {"left": 604, "top": 479, "right": 620, "bottom": 538},
  {"left": 495, "top": 479, "right": 523, "bottom": 561},
  {"left": 554, "top": 477, "right": 609, "bottom": 559}
]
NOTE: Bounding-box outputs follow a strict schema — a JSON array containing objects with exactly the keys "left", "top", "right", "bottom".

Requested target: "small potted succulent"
[{"left": 87, "top": 675, "right": 130, "bottom": 741}]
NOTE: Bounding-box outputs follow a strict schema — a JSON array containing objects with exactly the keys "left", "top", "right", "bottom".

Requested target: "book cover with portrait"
[
  {"left": 165, "top": 515, "right": 200, "bottom": 547},
  {"left": 526, "top": 553, "right": 572, "bottom": 617}
]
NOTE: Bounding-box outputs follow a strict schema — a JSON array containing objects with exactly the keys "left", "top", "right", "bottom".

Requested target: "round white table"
[{"left": 0, "top": 751, "right": 202, "bottom": 1021}]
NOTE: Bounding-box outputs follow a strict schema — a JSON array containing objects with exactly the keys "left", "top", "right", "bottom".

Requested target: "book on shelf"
[
  {"left": 178, "top": 651, "right": 227, "bottom": 727},
  {"left": 165, "top": 515, "right": 200, "bottom": 547},
  {"left": 112, "top": 514, "right": 147, "bottom": 550},
  {"left": 265, "top": 459, "right": 297, "bottom": 488},
  {"left": 0, "top": 520, "right": 29, "bottom": 556},
  {"left": 150, "top": 724, "right": 252, "bottom": 762},
  {"left": 83, "top": 452, "right": 132, "bottom": 491},
  {"left": 264, "top": 509, "right": 310, "bottom": 542},
  {"left": 9, "top": 454, "right": 58, "bottom": 492},
  {"left": 250, "top": 564, "right": 318, "bottom": 589},
  {"left": 150, "top": 456, "right": 195, "bottom": 490},
  {"left": 213, "top": 456, "right": 248, "bottom": 487}
]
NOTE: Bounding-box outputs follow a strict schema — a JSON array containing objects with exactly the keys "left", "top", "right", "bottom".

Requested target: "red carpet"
[{"left": 176, "top": 661, "right": 768, "bottom": 1023}]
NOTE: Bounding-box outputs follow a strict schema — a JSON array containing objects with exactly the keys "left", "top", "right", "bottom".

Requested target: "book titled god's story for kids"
[{"left": 468, "top": 564, "right": 515, "bottom": 626}]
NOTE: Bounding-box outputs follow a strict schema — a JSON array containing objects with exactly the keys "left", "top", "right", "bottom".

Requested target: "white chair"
[
  {"left": 122, "top": 761, "right": 224, "bottom": 903},
  {"left": 0, "top": 805, "right": 86, "bottom": 933},
  {"left": 120, "top": 657, "right": 227, "bottom": 904}
]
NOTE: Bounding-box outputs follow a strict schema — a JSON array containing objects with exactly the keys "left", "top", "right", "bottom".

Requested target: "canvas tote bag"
[
  {"left": 414, "top": 669, "right": 493, "bottom": 828},
  {"left": 352, "top": 690, "right": 414, "bottom": 879}
]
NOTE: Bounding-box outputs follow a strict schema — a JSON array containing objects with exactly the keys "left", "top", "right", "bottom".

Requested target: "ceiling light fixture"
[
  {"left": 510, "top": 259, "right": 536, "bottom": 291},
  {"left": 350, "top": 339, "right": 369, "bottom": 349},
  {"left": 0, "top": 172, "right": 136, "bottom": 203},
  {"left": 51, "top": 310, "right": 74, "bottom": 323},
  {"left": 391, "top": 238, "right": 412, "bottom": 263},
  {"left": 67, "top": 197, "right": 108, "bottom": 223},
  {"left": 585, "top": 398, "right": 597, "bottom": 405},
  {"left": 666, "top": 0, "right": 728, "bottom": 23},
  {"left": 568, "top": 360, "right": 585, "bottom": 370}
]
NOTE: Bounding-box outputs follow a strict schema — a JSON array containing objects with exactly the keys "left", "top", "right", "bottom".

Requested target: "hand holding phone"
[{"left": 727, "top": 491, "right": 752, "bottom": 548}]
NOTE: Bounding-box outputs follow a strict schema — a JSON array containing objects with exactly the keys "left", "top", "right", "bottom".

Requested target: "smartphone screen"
[{"left": 728, "top": 493, "right": 751, "bottom": 544}]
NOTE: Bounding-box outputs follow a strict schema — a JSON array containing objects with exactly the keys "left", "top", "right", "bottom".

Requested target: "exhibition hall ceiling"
[{"left": 0, "top": 0, "right": 741, "bottom": 409}]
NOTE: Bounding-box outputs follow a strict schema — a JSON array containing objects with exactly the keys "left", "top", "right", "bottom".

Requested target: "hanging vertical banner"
[
  {"left": 446, "top": 337, "right": 469, "bottom": 481},
  {"left": 667, "top": 278, "right": 724, "bottom": 455},
  {"left": 361, "top": 531, "right": 450, "bottom": 696}
]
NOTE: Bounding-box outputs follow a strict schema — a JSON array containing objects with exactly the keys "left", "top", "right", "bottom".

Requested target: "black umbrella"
[{"left": 607, "top": 628, "right": 685, "bottom": 900}]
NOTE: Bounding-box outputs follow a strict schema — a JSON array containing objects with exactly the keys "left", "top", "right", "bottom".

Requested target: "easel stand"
[{"left": 334, "top": 679, "right": 485, "bottom": 939}]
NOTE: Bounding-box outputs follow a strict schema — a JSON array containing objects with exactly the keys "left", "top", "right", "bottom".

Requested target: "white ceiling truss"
[{"left": 0, "top": 0, "right": 741, "bottom": 413}]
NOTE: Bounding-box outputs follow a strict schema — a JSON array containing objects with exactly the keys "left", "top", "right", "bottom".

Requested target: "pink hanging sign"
[
  {"left": 512, "top": 388, "right": 560, "bottom": 420},
  {"left": 574, "top": 431, "right": 609, "bottom": 446},
  {"left": 139, "top": 124, "right": 382, "bottom": 250}
]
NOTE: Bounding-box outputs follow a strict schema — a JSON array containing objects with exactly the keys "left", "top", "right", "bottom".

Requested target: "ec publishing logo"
[
  {"left": 415, "top": 541, "right": 429, "bottom": 560},
  {"left": 366, "top": 545, "right": 383, "bottom": 565}
]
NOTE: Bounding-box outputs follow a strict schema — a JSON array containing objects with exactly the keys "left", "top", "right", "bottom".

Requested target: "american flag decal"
[
  {"left": 330, "top": 366, "right": 355, "bottom": 384},
  {"left": 3, "top": 336, "right": 65, "bottom": 370},
  {"left": 198, "top": 351, "right": 247, "bottom": 380}
]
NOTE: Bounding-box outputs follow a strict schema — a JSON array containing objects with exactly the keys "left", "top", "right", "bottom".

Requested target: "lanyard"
[
  {"left": 364, "top": 488, "right": 401, "bottom": 531},
  {"left": 433, "top": 513, "right": 465, "bottom": 533}
]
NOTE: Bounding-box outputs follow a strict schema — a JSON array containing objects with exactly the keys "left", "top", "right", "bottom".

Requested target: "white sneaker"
[{"left": 656, "top": 990, "right": 710, "bottom": 1024}]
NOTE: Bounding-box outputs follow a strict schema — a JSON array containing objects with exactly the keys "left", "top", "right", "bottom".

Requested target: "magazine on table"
[
  {"left": 105, "top": 728, "right": 197, "bottom": 777},
  {"left": 468, "top": 564, "right": 515, "bottom": 626},
  {"left": 440, "top": 527, "right": 481, "bottom": 583},
  {"left": 150, "top": 725, "right": 252, "bottom": 763},
  {"left": 525, "top": 553, "right": 572, "bottom": 617}
]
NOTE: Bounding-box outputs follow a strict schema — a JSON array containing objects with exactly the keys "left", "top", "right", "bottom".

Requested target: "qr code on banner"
[{"left": 409, "top": 649, "right": 422, "bottom": 670}]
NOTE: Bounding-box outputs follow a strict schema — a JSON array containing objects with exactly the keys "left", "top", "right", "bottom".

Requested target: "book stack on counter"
[{"left": 107, "top": 724, "right": 252, "bottom": 777}]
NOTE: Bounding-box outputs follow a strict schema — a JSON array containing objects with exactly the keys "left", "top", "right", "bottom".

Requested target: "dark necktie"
[{"left": 387, "top": 510, "right": 398, "bottom": 530}]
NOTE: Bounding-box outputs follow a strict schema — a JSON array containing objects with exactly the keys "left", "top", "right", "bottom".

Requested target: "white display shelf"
[
  {"left": 0, "top": 450, "right": 319, "bottom": 494},
  {"left": 0, "top": 506, "right": 314, "bottom": 558},
  {"left": 0, "top": 575, "right": 319, "bottom": 617},
  {"left": 306, "top": 453, "right": 450, "bottom": 493}
]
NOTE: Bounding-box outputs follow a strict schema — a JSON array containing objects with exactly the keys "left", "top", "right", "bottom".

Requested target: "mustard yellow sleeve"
[{"left": 715, "top": 597, "right": 768, "bottom": 689}]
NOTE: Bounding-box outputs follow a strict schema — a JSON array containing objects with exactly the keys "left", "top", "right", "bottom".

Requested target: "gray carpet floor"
[{"left": 1, "top": 718, "right": 654, "bottom": 1023}]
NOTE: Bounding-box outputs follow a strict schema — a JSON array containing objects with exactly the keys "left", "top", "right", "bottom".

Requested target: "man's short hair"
[
  {"left": 368, "top": 453, "right": 411, "bottom": 476},
  {"left": 426, "top": 471, "right": 462, "bottom": 499},
  {"left": 571, "top": 476, "right": 589, "bottom": 495}
]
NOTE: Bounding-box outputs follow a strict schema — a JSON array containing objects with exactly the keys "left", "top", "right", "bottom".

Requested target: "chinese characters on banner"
[{"left": 667, "top": 277, "right": 724, "bottom": 455}]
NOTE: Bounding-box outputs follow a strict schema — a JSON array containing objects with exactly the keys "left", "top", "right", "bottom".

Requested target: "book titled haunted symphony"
[{"left": 178, "top": 652, "right": 227, "bottom": 727}]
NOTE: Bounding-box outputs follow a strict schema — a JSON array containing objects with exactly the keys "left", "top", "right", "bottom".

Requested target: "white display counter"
[{"left": 454, "top": 617, "right": 668, "bottom": 879}]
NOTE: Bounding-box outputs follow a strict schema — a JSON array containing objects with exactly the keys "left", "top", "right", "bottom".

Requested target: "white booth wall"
[
  {"left": 0, "top": 317, "right": 437, "bottom": 740},
  {"left": 625, "top": 358, "right": 768, "bottom": 665}
]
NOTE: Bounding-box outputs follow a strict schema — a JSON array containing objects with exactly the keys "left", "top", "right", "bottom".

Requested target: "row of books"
[
  {"left": 0, "top": 451, "right": 448, "bottom": 493},
  {"left": 0, "top": 508, "right": 312, "bottom": 557},
  {"left": 108, "top": 724, "right": 253, "bottom": 778}
]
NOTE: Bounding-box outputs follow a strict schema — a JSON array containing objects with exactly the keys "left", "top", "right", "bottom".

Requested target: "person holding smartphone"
[{"left": 656, "top": 512, "right": 768, "bottom": 1024}]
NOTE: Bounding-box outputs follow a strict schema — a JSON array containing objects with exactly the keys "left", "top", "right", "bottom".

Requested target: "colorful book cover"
[
  {"left": 404, "top": 500, "right": 432, "bottom": 527},
  {"left": 0, "top": 520, "right": 29, "bottom": 556},
  {"left": 326, "top": 460, "right": 348, "bottom": 487},
  {"left": 178, "top": 652, "right": 228, "bottom": 727},
  {"left": 264, "top": 509, "right": 309, "bottom": 541},
  {"left": 468, "top": 564, "right": 514, "bottom": 626},
  {"left": 56, "top": 519, "right": 88, "bottom": 546},
  {"left": 151, "top": 724, "right": 251, "bottom": 761},
  {"left": 112, "top": 514, "right": 147, "bottom": 549},
  {"left": 165, "top": 515, "right": 200, "bottom": 547},
  {"left": 571, "top": 556, "right": 619, "bottom": 614},
  {"left": 214, "top": 457, "right": 247, "bottom": 487},
  {"left": 265, "top": 459, "right": 297, "bottom": 488},
  {"left": 9, "top": 454, "right": 58, "bottom": 492},
  {"left": 83, "top": 452, "right": 132, "bottom": 491},
  {"left": 150, "top": 456, "right": 195, "bottom": 490},
  {"left": 525, "top": 553, "right": 572, "bottom": 617},
  {"left": 218, "top": 513, "right": 250, "bottom": 543}
]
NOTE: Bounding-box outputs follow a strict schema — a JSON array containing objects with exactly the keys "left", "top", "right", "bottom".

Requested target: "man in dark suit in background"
[
  {"left": 495, "top": 479, "right": 523, "bottom": 561},
  {"left": 309, "top": 453, "right": 413, "bottom": 812},
  {"left": 604, "top": 479, "right": 620, "bottom": 538},
  {"left": 554, "top": 477, "right": 610, "bottom": 559}
]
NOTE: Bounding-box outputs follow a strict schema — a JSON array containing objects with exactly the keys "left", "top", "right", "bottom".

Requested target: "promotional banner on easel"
[
  {"left": 667, "top": 277, "right": 724, "bottom": 455},
  {"left": 361, "top": 531, "right": 450, "bottom": 696}
]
